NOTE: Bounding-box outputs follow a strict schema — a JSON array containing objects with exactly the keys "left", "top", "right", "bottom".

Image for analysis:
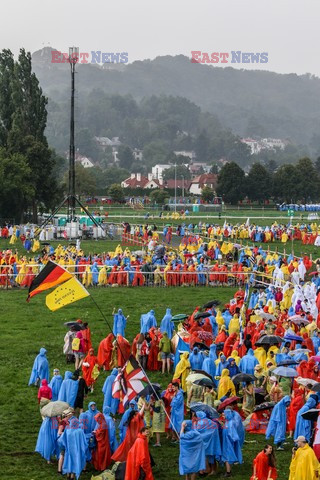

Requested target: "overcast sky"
[{"left": 2, "top": 0, "right": 320, "bottom": 76}]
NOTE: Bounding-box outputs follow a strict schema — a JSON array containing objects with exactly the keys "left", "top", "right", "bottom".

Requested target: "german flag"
[{"left": 27, "top": 261, "right": 73, "bottom": 301}]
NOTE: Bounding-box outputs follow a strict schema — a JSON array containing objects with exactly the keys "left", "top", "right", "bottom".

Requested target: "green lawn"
[{"left": 0, "top": 287, "right": 292, "bottom": 480}]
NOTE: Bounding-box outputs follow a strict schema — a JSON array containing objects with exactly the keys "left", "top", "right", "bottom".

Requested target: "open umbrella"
[
  {"left": 255, "top": 335, "right": 283, "bottom": 346},
  {"left": 186, "top": 372, "right": 212, "bottom": 388},
  {"left": 289, "top": 349, "right": 311, "bottom": 356},
  {"left": 194, "top": 377, "right": 214, "bottom": 388},
  {"left": 296, "top": 377, "right": 318, "bottom": 388},
  {"left": 277, "top": 359, "right": 298, "bottom": 366},
  {"left": 232, "top": 373, "right": 256, "bottom": 384},
  {"left": 41, "top": 401, "right": 69, "bottom": 418},
  {"left": 290, "top": 317, "right": 310, "bottom": 326},
  {"left": 301, "top": 409, "right": 320, "bottom": 421},
  {"left": 202, "top": 300, "right": 221, "bottom": 309},
  {"left": 308, "top": 271, "right": 319, "bottom": 276},
  {"left": 139, "top": 383, "right": 161, "bottom": 397},
  {"left": 172, "top": 314, "right": 189, "bottom": 321},
  {"left": 190, "top": 402, "right": 219, "bottom": 419},
  {"left": 283, "top": 334, "right": 303, "bottom": 342},
  {"left": 253, "top": 402, "right": 275, "bottom": 412},
  {"left": 288, "top": 315, "right": 305, "bottom": 322},
  {"left": 311, "top": 383, "right": 320, "bottom": 393},
  {"left": 193, "top": 342, "right": 210, "bottom": 352},
  {"left": 311, "top": 356, "right": 320, "bottom": 363},
  {"left": 258, "top": 312, "right": 277, "bottom": 321},
  {"left": 217, "top": 396, "right": 240, "bottom": 411},
  {"left": 273, "top": 366, "right": 298, "bottom": 377},
  {"left": 63, "top": 322, "right": 82, "bottom": 331},
  {"left": 194, "top": 312, "right": 211, "bottom": 320}
]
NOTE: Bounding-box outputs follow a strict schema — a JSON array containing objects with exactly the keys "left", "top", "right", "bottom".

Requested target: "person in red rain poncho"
[
  {"left": 97, "top": 333, "right": 115, "bottom": 370},
  {"left": 215, "top": 326, "right": 227, "bottom": 344},
  {"left": 82, "top": 322, "right": 92, "bottom": 353},
  {"left": 250, "top": 445, "right": 277, "bottom": 480},
  {"left": 112, "top": 404, "right": 145, "bottom": 462},
  {"left": 117, "top": 266, "right": 127, "bottom": 286},
  {"left": 132, "top": 266, "right": 144, "bottom": 286},
  {"left": 92, "top": 413, "right": 112, "bottom": 471},
  {"left": 82, "top": 348, "right": 99, "bottom": 389},
  {"left": 287, "top": 388, "right": 305, "bottom": 437},
  {"left": 124, "top": 427, "right": 154, "bottom": 480},
  {"left": 147, "top": 333, "right": 161, "bottom": 371},
  {"left": 223, "top": 333, "right": 237, "bottom": 358},
  {"left": 163, "top": 383, "right": 175, "bottom": 435},
  {"left": 37, "top": 379, "right": 52, "bottom": 405},
  {"left": 108, "top": 266, "right": 118, "bottom": 285},
  {"left": 116, "top": 335, "right": 131, "bottom": 368}
]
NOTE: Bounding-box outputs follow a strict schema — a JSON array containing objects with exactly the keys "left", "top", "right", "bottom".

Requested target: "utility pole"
[
  {"left": 174, "top": 163, "right": 177, "bottom": 213},
  {"left": 68, "top": 46, "right": 79, "bottom": 221}
]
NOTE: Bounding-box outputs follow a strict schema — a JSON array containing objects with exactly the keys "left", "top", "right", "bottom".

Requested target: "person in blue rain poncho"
[
  {"left": 102, "top": 406, "right": 118, "bottom": 453},
  {"left": 208, "top": 312, "right": 218, "bottom": 337},
  {"left": 29, "top": 348, "right": 49, "bottom": 386},
  {"left": 58, "top": 371, "right": 79, "bottom": 407},
  {"left": 193, "top": 411, "right": 222, "bottom": 474},
  {"left": 35, "top": 416, "right": 58, "bottom": 463},
  {"left": 248, "top": 290, "right": 259, "bottom": 310},
  {"left": 140, "top": 310, "right": 157, "bottom": 334},
  {"left": 222, "top": 310, "right": 232, "bottom": 330},
  {"left": 160, "top": 308, "right": 174, "bottom": 339},
  {"left": 49, "top": 369, "right": 63, "bottom": 401},
  {"left": 215, "top": 355, "right": 228, "bottom": 377},
  {"left": 80, "top": 402, "right": 100, "bottom": 434},
  {"left": 102, "top": 368, "right": 119, "bottom": 415},
  {"left": 112, "top": 309, "right": 127, "bottom": 337},
  {"left": 118, "top": 400, "right": 138, "bottom": 442},
  {"left": 294, "top": 395, "right": 318, "bottom": 442},
  {"left": 174, "top": 337, "right": 190, "bottom": 369},
  {"left": 221, "top": 408, "right": 243, "bottom": 476},
  {"left": 179, "top": 420, "right": 206, "bottom": 478},
  {"left": 266, "top": 395, "right": 291, "bottom": 449},
  {"left": 189, "top": 347, "right": 204, "bottom": 370},
  {"left": 239, "top": 348, "right": 259, "bottom": 375},
  {"left": 170, "top": 382, "right": 185, "bottom": 441},
  {"left": 58, "top": 416, "right": 87, "bottom": 479},
  {"left": 91, "top": 262, "right": 99, "bottom": 286},
  {"left": 202, "top": 344, "right": 217, "bottom": 382}
]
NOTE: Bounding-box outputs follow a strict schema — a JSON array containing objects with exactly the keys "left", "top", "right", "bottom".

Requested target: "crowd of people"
[{"left": 28, "top": 271, "right": 320, "bottom": 479}]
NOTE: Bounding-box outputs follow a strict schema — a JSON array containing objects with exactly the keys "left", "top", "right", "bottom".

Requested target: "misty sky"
[{"left": 2, "top": 0, "right": 320, "bottom": 76}]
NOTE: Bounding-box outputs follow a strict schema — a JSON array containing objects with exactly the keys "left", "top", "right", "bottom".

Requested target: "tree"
[
  {"left": 63, "top": 164, "right": 97, "bottom": 197},
  {"left": 150, "top": 189, "right": 169, "bottom": 205},
  {"left": 0, "top": 148, "right": 35, "bottom": 221},
  {"left": 294, "top": 157, "right": 320, "bottom": 202},
  {"left": 246, "top": 163, "right": 272, "bottom": 203},
  {"left": 117, "top": 145, "right": 134, "bottom": 170},
  {"left": 163, "top": 165, "right": 191, "bottom": 181},
  {"left": 108, "top": 184, "right": 125, "bottom": 203},
  {"left": 201, "top": 186, "right": 215, "bottom": 202},
  {"left": 272, "top": 164, "right": 298, "bottom": 202},
  {"left": 216, "top": 162, "right": 246, "bottom": 204},
  {"left": 210, "top": 163, "right": 219, "bottom": 174},
  {"left": 0, "top": 49, "right": 15, "bottom": 147}
]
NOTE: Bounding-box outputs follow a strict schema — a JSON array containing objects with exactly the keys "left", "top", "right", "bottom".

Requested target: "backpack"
[{"left": 72, "top": 337, "right": 80, "bottom": 351}]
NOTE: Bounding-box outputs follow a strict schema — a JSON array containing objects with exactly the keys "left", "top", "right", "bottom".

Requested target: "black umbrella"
[
  {"left": 193, "top": 342, "right": 210, "bottom": 352},
  {"left": 311, "top": 383, "right": 320, "bottom": 393},
  {"left": 232, "top": 373, "right": 256, "bottom": 384},
  {"left": 277, "top": 359, "right": 298, "bottom": 367},
  {"left": 255, "top": 335, "right": 283, "bottom": 346},
  {"left": 194, "top": 377, "right": 214, "bottom": 388},
  {"left": 253, "top": 402, "right": 276, "bottom": 412},
  {"left": 64, "top": 322, "right": 82, "bottom": 331},
  {"left": 301, "top": 409, "right": 320, "bottom": 421},
  {"left": 194, "top": 312, "right": 211, "bottom": 320},
  {"left": 139, "top": 383, "right": 161, "bottom": 397},
  {"left": 190, "top": 402, "right": 219, "bottom": 419},
  {"left": 193, "top": 369, "right": 213, "bottom": 380},
  {"left": 202, "top": 300, "right": 221, "bottom": 309}
]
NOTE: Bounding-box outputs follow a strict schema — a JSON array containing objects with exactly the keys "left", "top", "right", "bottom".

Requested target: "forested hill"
[{"left": 32, "top": 48, "right": 320, "bottom": 149}]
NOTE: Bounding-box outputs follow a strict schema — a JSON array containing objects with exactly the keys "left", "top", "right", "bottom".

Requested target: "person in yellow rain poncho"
[
  {"left": 98, "top": 265, "right": 107, "bottom": 286},
  {"left": 173, "top": 352, "right": 190, "bottom": 392},
  {"left": 254, "top": 346, "right": 267, "bottom": 368},
  {"left": 15, "top": 261, "right": 27, "bottom": 285},
  {"left": 281, "top": 231, "right": 288, "bottom": 243},
  {"left": 220, "top": 241, "right": 233, "bottom": 256},
  {"left": 82, "top": 265, "right": 92, "bottom": 287},
  {"left": 154, "top": 265, "right": 163, "bottom": 286},
  {"left": 289, "top": 436, "right": 320, "bottom": 480},
  {"left": 9, "top": 231, "right": 17, "bottom": 245},
  {"left": 281, "top": 285, "right": 294, "bottom": 310},
  {"left": 32, "top": 239, "right": 40, "bottom": 253},
  {"left": 228, "top": 314, "right": 240, "bottom": 335},
  {"left": 266, "top": 346, "right": 278, "bottom": 367},
  {"left": 217, "top": 369, "right": 236, "bottom": 400},
  {"left": 114, "top": 244, "right": 123, "bottom": 255},
  {"left": 229, "top": 350, "right": 241, "bottom": 366},
  {"left": 215, "top": 310, "right": 225, "bottom": 329}
]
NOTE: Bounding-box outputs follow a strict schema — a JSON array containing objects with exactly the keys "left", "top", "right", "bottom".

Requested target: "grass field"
[{"left": 0, "top": 287, "right": 294, "bottom": 480}]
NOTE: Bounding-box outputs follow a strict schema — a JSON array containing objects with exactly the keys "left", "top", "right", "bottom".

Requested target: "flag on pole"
[
  {"left": 45, "top": 277, "right": 90, "bottom": 311},
  {"left": 112, "top": 355, "right": 148, "bottom": 407},
  {"left": 27, "top": 261, "right": 73, "bottom": 301}
]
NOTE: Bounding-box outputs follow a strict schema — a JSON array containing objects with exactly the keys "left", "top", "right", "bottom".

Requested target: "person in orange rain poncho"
[
  {"left": 82, "top": 348, "right": 99, "bottom": 390},
  {"left": 97, "top": 333, "right": 115, "bottom": 370},
  {"left": 112, "top": 403, "right": 145, "bottom": 463},
  {"left": 250, "top": 444, "right": 277, "bottom": 480},
  {"left": 124, "top": 427, "right": 154, "bottom": 480}
]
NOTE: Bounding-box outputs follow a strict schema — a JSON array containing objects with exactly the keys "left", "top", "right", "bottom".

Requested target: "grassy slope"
[{"left": 0, "top": 287, "right": 292, "bottom": 480}]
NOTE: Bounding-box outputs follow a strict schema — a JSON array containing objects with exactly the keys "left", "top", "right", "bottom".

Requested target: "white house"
[
  {"left": 75, "top": 153, "right": 94, "bottom": 168},
  {"left": 151, "top": 164, "right": 171, "bottom": 180},
  {"left": 189, "top": 174, "right": 218, "bottom": 195}
]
